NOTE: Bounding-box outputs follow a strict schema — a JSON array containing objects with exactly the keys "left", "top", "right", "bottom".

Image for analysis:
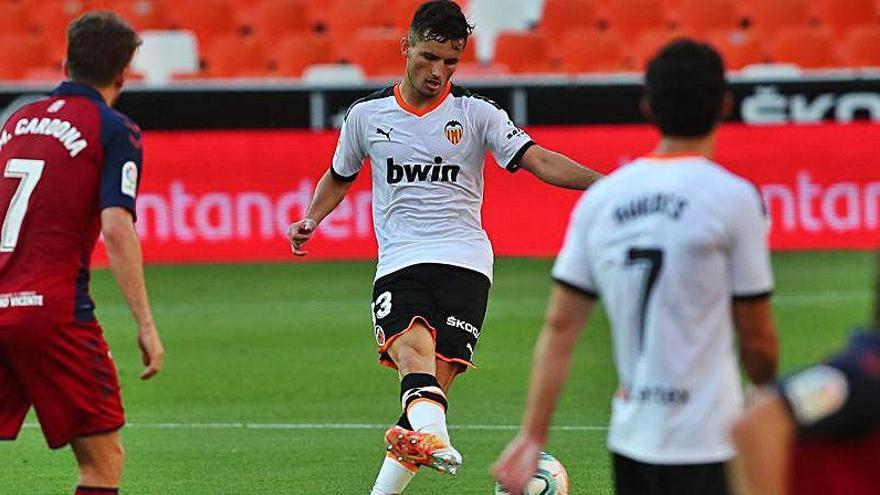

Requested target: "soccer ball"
[{"left": 495, "top": 451, "right": 570, "bottom": 495}]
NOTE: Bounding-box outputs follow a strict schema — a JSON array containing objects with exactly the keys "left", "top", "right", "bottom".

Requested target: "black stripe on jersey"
[
  {"left": 553, "top": 277, "right": 599, "bottom": 300},
  {"left": 506, "top": 141, "right": 536, "bottom": 173},
  {"left": 451, "top": 84, "right": 503, "bottom": 109},
  {"left": 748, "top": 182, "right": 769, "bottom": 217},
  {"left": 344, "top": 86, "right": 395, "bottom": 121},
  {"left": 732, "top": 290, "right": 773, "bottom": 301},
  {"left": 330, "top": 166, "right": 358, "bottom": 183}
]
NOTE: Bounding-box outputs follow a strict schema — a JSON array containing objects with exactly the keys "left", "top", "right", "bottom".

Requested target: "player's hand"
[
  {"left": 137, "top": 322, "right": 164, "bottom": 380},
  {"left": 287, "top": 218, "right": 317, "bottom": 256},
  {"left": 491, "top": 433, "right": 543, "bottom": 495}
]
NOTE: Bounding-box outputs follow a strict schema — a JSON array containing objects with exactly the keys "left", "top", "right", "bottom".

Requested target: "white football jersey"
[
  {"left": 553, "top": 154, "right": 773, "bottom": 464},
  {"left": 332, "top": 84, "right": 533, "bottom": 281}
]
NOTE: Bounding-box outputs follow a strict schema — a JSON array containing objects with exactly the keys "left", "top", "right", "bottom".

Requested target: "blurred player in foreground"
[
  {"left": 732, "top": 255, "right": 880, "bottom": 495},
  {"left": 0, "top": 12, "right": 164, "bottom": 495},
  {"left": 287, "top": 1, "right": 601, "bottom": 492},
  {"left": 493, "top": 39, "right": 779, "bottom": 495}
]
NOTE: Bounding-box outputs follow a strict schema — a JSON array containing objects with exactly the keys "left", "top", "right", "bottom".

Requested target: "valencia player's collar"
[
  {"left": 52, "top": 81, "right": 105, "bottom": 104},
  {"left": 393, "top": 83, "right": 452, "bottom": 117}
]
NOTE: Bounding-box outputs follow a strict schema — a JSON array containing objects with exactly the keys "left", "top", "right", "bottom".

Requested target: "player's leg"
[
  {"left": 0, "top": 334, "right": 30, "bottom": 444},
  {"left": 372, "top": 357, "right": 465, "bottom": 494},
  {"left": 384, "top": 323, "right": 461, "bottom": 474},
  {"left": 612, "top": 453, "right": 659, "bottom": 495},
  {"left": 371, "top": 266, "right": 446, "bottom": 493},
  {"left": 70, "top": 431, "right": 125, "bottom": 493},
  {"left": 384, "top": 265, "right": 490, "bottom": 474},
  {"left": 658, "top": 461, "right": 731, "bottom": 495},
  {"left": 10, "top": 319, "right": 126, "bottom": 493}
]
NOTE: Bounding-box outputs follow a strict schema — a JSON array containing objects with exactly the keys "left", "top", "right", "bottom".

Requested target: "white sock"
[
  {"left": 370, "top": 454, "right": 417, "bottom": 495},
  {"left": 407, "top": 395, "right": 450, "bottom": 444}
]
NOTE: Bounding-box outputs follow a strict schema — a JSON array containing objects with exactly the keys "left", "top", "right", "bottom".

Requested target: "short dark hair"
[
  {"left": 408, "top": 0, "right": 474, "bottom": 46},
  {"left": 67, "top": 11, "right": 141, "bottom": 87},
  {"left": 644, "top": 38, "right": 727, "bottom": 137}
]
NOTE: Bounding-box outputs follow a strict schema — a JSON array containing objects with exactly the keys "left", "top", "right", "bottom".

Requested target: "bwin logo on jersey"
[
  {"left": 444, "top": 120, "right": 463, "bottom": 144},
  {"left": 386, "top": 157, "right": 460, "bottom": 184}
]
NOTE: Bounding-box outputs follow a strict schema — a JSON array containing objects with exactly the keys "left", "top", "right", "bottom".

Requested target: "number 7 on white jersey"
[{"left": 1, "top": 159, "right": 45, "bottom": 252}]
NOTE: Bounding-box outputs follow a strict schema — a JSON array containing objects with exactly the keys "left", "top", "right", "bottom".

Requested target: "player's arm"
[
  {"left": 288, "top": 102, "right": 365, "bottom": 256},
  {"left": 287, "top": 169, "right": 355, "bottom": 256},
  {"left": 731, "top": 389, "right": 793, "bottom": 495},
  {"left": 101, "top": 207, "right": 164, "bottom": 380},
  {"left": 729, "top": 183, "right": 778, "bottom": 385},
  {"left": 517, "top": 145, "right": 603, "bottom": 190},
  {"left": 492, "top": 284, "right": 595, "bottom": 493},
  {"left": 99, "top": 116, "right": 163, "bottom": 380},
  {"left": 733, "top": 297, "right": 779, "bottom": 385}
]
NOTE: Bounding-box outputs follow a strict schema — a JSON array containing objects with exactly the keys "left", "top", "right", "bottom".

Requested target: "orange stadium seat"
[
  {"left": 493, "top": 32, "right": 553, "bottom": 73},
  {"left": 27, "top": 0, "right": 85, "bottom": 40},
  {"left": 708, "top": 30, "right": 767, "bottom": 70},
  {"left": 632, "top": 28, "right": 687, "bottom": 70},
  {"left": 841, "top": 25, "right": 880, "bottom": 67},
  {"left": 173, "top": 0, "right": 239, "bottom": 42},
  {"left": 117, "top": 0, "right": 174, "bottom": 31},
  {"left": 558, "top": 29, "right": 625, "bottom": 73},
  {"left": 676, "top": 0, "right": 738, "bottom": 37},
  {"left": 349, "top": 30, "right": 404, "bottom": 77},
  {"left": 603, "top": 0, "right": 668, "bottom": 41},
  {"left": 388, "top": 0, "right": 467, "bottom": 32},
  {"left": 814, "top": 0, "right": 878, "bottom": 36},
  {"left": 203, "top": 34, "right": 270, "bottom": 77},
  {"left": 251, "top": 0, "right": 310, "bottom": 39},
  {"left": 769, "top": 26, "right": 837, "bottom": 68},
  {"left": 272, "top": 33, "right": 334, "bottom": 77},
  {"left": 324, "top": 0, "right": 387, "bottom": 37},
  {"left": 0, "top": 0, "right": 33, "bottom": 35},
  {"left": 391, "top": 0, "right": 426, "bottom": 32},
  {"left": 304, "top": 0, "right": 335, "bottom": 32},
  {"left": 0, "top": 34, "right": 48, "bottom": 80},
  {"left": 537, "top": 0, "right": 600, "bottom": 43},
  {"left": 743, "top": 0, "right": 811, "bottom": 35}
]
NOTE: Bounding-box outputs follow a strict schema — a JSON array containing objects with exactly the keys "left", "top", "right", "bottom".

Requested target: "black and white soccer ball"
[{"left": 495, "top": 451, "right": 570, "bottom": 495}]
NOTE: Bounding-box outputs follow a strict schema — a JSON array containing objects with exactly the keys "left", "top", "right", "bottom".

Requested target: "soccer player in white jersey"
[
  {"left": 493, "top": 39, "right": 780, "bottom": 495},
  {"left": 287, "top": 1, "right": 601, "bottom": 493}
]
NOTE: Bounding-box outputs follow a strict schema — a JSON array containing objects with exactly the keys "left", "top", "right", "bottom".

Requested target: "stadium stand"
[
  {"left": 536, "top": 0, "right": 600, "bottom": 44},
  {"left": 348, "top": 29, "right": 406, "bottom": 77},
  {"left": 492, "top": 31, "right": 553, "bottom": 73},
  {"left": 708, "top": 29, "right": 767, "bottom": 70},
  {"left": 840, "top": 25, "right": 880, "bottom": 67},
  {"left": 602, "top": 0, "right": 668, "bottom": 41},
  {"left": 675, "top": 0, "right": 739, "bottom": 37},
  {"left": 769, "top": 26, "right": 838, "bottom": 69},
  {"left": 814, "top": 0, "right": 878, "bottom": 36},
  {"left": 742, "top": 0, "right": 812, "bottom": 35},
  {"left": 201, "top": 33, "right": 270, "bottom": 78},
  {"left": 131, "top": 30, "right": 200, "bottom": 84},
  {"left": 1, "top": 0, "right": 880, "bottom": 82},
  {"left": 118, "top": 0, "right": 174, "bottom": 31},
  {"left": 173, "top": 0, "right": 239, "bottom": 43},
  {"left": 557, "top": 29, "right": 626, "bottom": 72},
  {"left": 272, "top": 33, "right": 335, "bottom": 77},
  {"left": 249, "top": 0, "right": 310, "bottom": 39}
]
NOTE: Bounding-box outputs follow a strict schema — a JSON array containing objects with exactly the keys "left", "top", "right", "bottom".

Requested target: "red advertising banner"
[{"left": 92, "top": 123, "right": 880, "bottom": 265}]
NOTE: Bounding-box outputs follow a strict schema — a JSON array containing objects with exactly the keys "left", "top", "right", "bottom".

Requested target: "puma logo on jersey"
[
  {"left": 386, "top": 157, "right": 460, "bottom": 184},
  {"left": 376, "top": 127, "right": 393, "bottom": 140}
]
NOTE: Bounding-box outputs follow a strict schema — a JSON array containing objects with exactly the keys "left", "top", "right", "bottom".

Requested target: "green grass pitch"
[{"left": 0, "top": 252, "right": 873, "bottom": 494}]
